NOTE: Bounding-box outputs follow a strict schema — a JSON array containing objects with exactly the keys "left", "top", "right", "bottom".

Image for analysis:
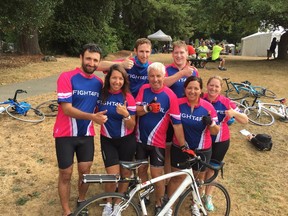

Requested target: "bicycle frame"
[
  {"left": 118, "top": 168, "right": 207, "bottom": 216},
  {"left": 260, "top": 102, "right": 287, "bottom": 119}
]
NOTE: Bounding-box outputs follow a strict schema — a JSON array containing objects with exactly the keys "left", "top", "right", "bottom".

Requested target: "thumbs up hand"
[
  {"left": 202, "top": 113, "right": 213, "bottom": 126},
  {"left": 225, "top": 105, "right": 236, "bottom": 118},
  {"left": 121, "top": 53, "right": 134, "bottom": 69},
  {"left": 144, "top": 97, "right": 161, "bottom": 113}
]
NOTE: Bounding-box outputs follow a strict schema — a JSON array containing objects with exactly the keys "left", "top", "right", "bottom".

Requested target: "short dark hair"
[{"left": 81, "top": 43, "right": 102, "bottom": 57}]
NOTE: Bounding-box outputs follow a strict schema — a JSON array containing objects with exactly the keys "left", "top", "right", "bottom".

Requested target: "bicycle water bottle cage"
[{"left": 16, "top": 102, "right": 31, "bottom": 115}]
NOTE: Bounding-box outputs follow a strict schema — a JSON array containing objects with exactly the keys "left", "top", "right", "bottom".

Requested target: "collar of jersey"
[
  {"left": 185, "top": 97, "right": 202, "bottom": 108},
  {"left": 134, "top": 56, "right": 149, "bottom": 68},
  {"left": 203, "top": 93, "right": 220, "bottom": 103},
  {"left": 108, "top": 89, "right": 122, "bottom": 94}
]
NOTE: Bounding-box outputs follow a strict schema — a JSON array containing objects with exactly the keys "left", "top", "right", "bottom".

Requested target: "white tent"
[
  {"left": 240, "top": 29, "right": 283, "bottom": 57},
  {"left": 147, "top": 30, "right": 172, "bottom": 41}
]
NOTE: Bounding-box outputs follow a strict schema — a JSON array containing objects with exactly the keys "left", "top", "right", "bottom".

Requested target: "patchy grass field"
[{"left": 0, "top": 52, "right": 287, "bottom": 215}]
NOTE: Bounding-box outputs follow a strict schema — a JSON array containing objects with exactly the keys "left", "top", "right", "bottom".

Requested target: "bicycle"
[
  {"left": 73, "top": 151, "right": 230, "bottom": 216},
  {"left": 243, "top": 94, "right": 288, "bottom": 126},
  {"left": 35, "top": 99, "right": 58, "bottom": 117},
  {"left": 223, "top": 78, "right": 276, "bottom": 100},
  {"left": 0, "top": 89, "right": 45, "bottom": 123}
]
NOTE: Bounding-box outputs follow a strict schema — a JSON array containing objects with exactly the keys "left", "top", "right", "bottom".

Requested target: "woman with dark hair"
[
  {"left": 166, "top": 76, "right": 219, "bottom": 215},
  {"left": 98, "top": 64, "right": 137, "bottom": 216}
]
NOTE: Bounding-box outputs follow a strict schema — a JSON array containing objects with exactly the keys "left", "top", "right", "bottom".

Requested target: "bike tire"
[
  {"left": 174, "top": 182, "right": 230, "bottom": 216},
  {"left": 35, "top": 100, "right": 58, "bottom": 117},
  {"left": 244, "top": 106, "right": 274, "bottom": 126},
  {"left": 226, "top": 84, "right": 249, "bottom": 100},
  {"left": 73, "top": 192, "right": 141, "bottom": 216},
  {"left": 232, "top": 100, "right": 247, "bottom": 113},
  {"left": 6, "top": 105, "right": 45, "bottom": 123},
  {"left": 253, "top": 87, "right": 276, "bottom": 98}
]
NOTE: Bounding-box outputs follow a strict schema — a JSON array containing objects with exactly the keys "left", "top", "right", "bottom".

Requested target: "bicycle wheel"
[
  {"left": 6, "top": 105, "right": 45, "bottom": 123},
  {"left": 232, "top": 100, "right": 246, "bottom": 113},
  {"left": 73, "top": 192, "right": 141, "bottom": 216},
  {"left": 174, "top": 182, "right": 230, "bottom": 216},
  {"left": 35, "top": 100, "right": 58, "bottom": 117},
  {"left": 244, "top": 106, "right": 274, "bottom": 126},
  {"left": 253, "top": 87, "right": 276, "bottom": 98},
  {"left": 226, "top": 84, "right": 249, "bottom": 100}
]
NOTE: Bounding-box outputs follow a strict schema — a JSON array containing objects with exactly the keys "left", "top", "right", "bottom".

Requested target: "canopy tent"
[
  {"left": 240, "top": 29, "right": 283, "bottom": 57},
  {"left": 147, "top": 30, "right": 172, "bottom": 41}
]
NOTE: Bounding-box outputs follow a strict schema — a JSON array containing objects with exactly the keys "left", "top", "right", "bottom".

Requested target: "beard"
[{"left": 82, "top": 63, "right": 97, "bottom": 74}]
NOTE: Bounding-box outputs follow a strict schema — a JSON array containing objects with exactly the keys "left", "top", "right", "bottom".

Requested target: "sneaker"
[
  {"left": 102, "top": 203, "right": 113, "bottom": 216},
  {"left": 218, "top": 66, "right": 227, "bottom": 71},
  {"left": 204, "top": 195, "right": 215, "bottom": 211},
  {"left": 154, "top": 206, "right": 162, "bottom": 216},
  {"left": 77, "top": 200, "right": 89, "bottom": 216},
  {"left": 164, "top": 208, "right": 173, "bottom": 216},
  {"left": 112, "top": 204, "right": 121, "bottom": 216},
  {"left": 191, "top": 204, "right": 200, "bottom": 216}
]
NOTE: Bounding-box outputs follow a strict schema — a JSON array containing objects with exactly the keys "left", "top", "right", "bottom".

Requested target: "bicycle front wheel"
[
  {"left": 174, "top": 182, "right": 230, "bottom": 216},
  {"left": 6, "top": 105, "right": 45, "bottom": 123},
  {"left": 35, "top": 100, "right": 58, "bottom": 117},
  {"left": 244, "top": 106, "right": 274, "bottom": 126},
  {"left": 73, "top": 192, "right": 141, "bottom": 216},
  {"left": 226, "top": 84, "right": 249, "bottom": 100}
]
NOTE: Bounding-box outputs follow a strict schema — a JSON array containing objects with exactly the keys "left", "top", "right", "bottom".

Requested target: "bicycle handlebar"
[{"left": 13, "top": 89, "right": 27, "bottom": 101}]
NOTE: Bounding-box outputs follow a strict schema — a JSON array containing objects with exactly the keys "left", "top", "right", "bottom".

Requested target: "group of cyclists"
[{"left": 54, "top": 38, "right": 248, "bottom": 216}]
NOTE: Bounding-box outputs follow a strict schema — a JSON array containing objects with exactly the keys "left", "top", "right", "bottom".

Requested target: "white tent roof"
[
  {"left": 147, "top": 30, "right": 172, "bottom": 41},
  {"left": 240, "top": 29, "right": 283, "bottom": 57}
]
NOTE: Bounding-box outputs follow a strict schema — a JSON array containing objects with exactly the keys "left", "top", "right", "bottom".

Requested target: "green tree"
[{"left": 0, "top": 0, "right": 60, "bottom": 54}]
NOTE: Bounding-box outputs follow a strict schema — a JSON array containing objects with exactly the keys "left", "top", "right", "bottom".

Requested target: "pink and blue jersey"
[
  {"left": 166, "top": 63, "right": 199, "bottom": 98},
  {"left": 98, "top": 90, "right": 136, "bottom": 138},
  {"left": 135, "top": 84, "right": 181, "bottom": 149},
  {"left": 114, "top": 56, "right": 151, "bottom": 98},
  {"left": 53, "top": 68, "right": 103, "bottom": 137},
  {"left": 203, "top": 93, "right": 238, "bottom": 143},
  {"left": 173, "top": 97, "right": 218, "bottom": 150}
]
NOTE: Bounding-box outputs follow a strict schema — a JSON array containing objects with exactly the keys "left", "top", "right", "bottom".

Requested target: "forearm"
[
  {"left": 164, "top": 71, "right": 184, "bottom": 87},
  {"left": 97, "top": 61, "right": 115, "bottom": 71},
  {"left": 61, "top": 103, "right": 93, "bottom": 120},
  {"left": 209, "top": 123, "right": 220, "bottom": 135},
  {"left": 234, "top": 112, "right": 249, "bottom": 124},
  {"left": 123, "top": 115, "right": 136, "bottom": 130}
]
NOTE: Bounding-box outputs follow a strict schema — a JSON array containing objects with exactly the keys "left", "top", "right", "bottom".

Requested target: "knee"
[{"left": 59, "top": 169, "right": 73, "bottom": 183}]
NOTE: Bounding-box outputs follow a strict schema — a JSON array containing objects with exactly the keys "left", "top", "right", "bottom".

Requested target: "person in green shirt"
[{"left": 206, "top": 41, "right": 227, "bottom": 71}]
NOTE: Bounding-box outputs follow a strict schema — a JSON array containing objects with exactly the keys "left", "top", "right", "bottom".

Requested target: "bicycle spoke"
[{"left": 244, "top": 107, "right": 274, "bottom": 126}]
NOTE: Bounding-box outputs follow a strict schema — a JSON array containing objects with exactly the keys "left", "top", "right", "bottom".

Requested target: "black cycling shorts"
[
  {"left": 135, "top": 143, "right": 165, "bottom": 167},
  {"left": 55, "top": 136, "right": 94, "bottom": 169},
  {"left": 211, "top": 139, "right": 230, "bottom": 162},
  {"left": 101, "top": 133, "right": 137, "bottom": 168},
  {"left": 166, "top": 122, "right": 174, "bottom": 143},
  {"left": 170, "top": 143, "right": 212, "bottom": 171}
]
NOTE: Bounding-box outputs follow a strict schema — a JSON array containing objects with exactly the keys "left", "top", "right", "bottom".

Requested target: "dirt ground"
[{"left": 0, "top": 52, "right": 288, "bottom": 216}]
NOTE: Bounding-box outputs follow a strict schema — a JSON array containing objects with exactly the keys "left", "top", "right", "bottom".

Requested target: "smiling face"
[
  {"left": 80, "top": 50, "right": 101, "bottom": 75},
  {"left": 148, "top": 68, "right": 165, "bottom": 91},
  {"left": 109, "top": 70, "right": 124, "bottom": 92},
  {"left": 134, "top": 43, "right": 151, "bottom": 64},
  {"left": 207, "top": 77, "right": 223, "bottom": 100},
  {"left": 185, "top": 80, "right": 202, "bottom": 103},
  {"left": 172, "top": 45, "right": 188, "bottom": 68}
]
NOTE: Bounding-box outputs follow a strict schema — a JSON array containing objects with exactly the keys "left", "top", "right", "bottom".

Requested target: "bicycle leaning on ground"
[
  {"left": 223, "top": 78, "right": 276, "bottom": 100},
  {"left": 0, "top": 89, "right": 45, "bottom": 123},
  {"left": 243, "top": 94, "right": 288, "bottom": 126},
  {"left": 36, "top": 99, "right": 58, "bottom": 117},
  {"left": 73, "top": 150, "right": 230, "bottom": 216}
]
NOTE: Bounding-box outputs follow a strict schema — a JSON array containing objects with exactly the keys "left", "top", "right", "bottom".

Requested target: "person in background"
[
  {"left": 98, "top": 38, "right": 152, "bottom": 98},
  {"left": 205, "top": 41, "right": 227, "bottom": 71},
  {"left": 187, "top": 42, "right": 197, "bottom": 59},
  {"left": 202, "top": 75, "right": 248, "bottom": 212},
  {"left": 267, "top": 37, "right": 278, "bottom": 60},
  {"left": 163, "top": 40, "right": 199, "bottom": 188},
  {"left": 165, "top": 76, "right": 219, "bottom": 216},
  {"left": 98, "top": 64, "right": 137, "bottom": 216},
  {"left": 53, "top": 43, "right": 108, "bottom": 216},
  {"left": 135, "top": 62, "right": 187, "bottom": 215}
]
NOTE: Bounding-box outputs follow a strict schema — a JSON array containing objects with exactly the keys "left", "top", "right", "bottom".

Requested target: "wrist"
[
  {"left": 143, "top": 105, "right": 150, "bottom": 113},
  {"left": 123, "top": 115, "right": 131, "bottom": 121},
  {"left": 210, "top": 121, "right": 216, "bottom": 127}
]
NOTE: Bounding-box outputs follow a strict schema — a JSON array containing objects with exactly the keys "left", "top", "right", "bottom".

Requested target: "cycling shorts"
[
  {"left": 135, "top": 143, "right": 165, "bottom": 167},
  {"left": 211, "top": 139, "right": 230, "bottom": 162},
  {"left": 170, "top": 143, "right": 212, "bottom": 171},
  {"left": 55, "top": 136, "right": 94, "bottom": 169},
  {"left": 101, "top": 133, "right": 137, "bottom": 168}
]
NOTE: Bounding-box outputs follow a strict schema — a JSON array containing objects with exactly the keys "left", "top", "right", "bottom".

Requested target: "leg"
[
  {"left": 58, "top": 165, "right": 73, "bottom": 216},
  {"left": 150, "top": 166, "right": 165, "bottom": 207},
  {"left": 166, "top": 167, "right": 185, "bottom": 198},
  {"left": 77, "top": 161, "right": 93, "bottom": 201},
  {"left": 164, "top": 143, "right": 172, "bottom": 185}
]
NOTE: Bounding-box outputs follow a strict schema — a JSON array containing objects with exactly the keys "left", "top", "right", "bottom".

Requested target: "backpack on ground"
[{"left": 250, "top": 134, "right": 273, "bottom": 151}]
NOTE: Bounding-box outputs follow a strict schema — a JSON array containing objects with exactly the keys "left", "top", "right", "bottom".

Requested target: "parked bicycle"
[
  {"left": 73, "top": 151, "right": 230, "bottom": 216},
  {"left": 36, "top": 99, "right": 58, "bottom": 117},
  {"left": 243, "top": 94, "right": 288, "bottom": 126},
  {"left": 223, "top": 78, "right": 276, "bottom": 100},
  {"left": 0, "top": 89, "right": 45, "bottom": 123}
]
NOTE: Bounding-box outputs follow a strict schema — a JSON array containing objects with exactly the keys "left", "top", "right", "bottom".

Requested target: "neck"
[{"left": 207, "top": 94, "right": 218, "bottom": 102}]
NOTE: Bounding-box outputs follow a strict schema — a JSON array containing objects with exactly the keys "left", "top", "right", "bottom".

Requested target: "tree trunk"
[
  {"left": 277, "top": 31, "right": 288, "bottom": 60},
  {"left": 18, "top": 28, "right": 42, "bottom": 55}
]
